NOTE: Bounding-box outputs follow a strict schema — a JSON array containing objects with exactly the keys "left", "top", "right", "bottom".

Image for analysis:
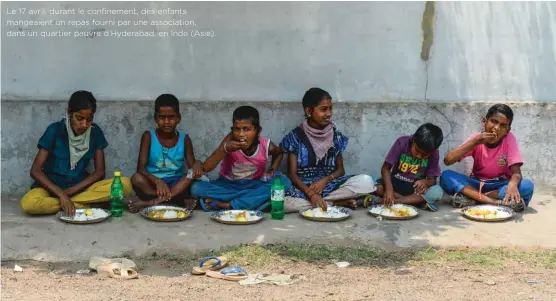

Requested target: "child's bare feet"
[
  {"left": 183, "top": 198, "right": 198, "bottom": 211},
  {"left": 333, "top": 199, "right": 357, "bottom": 209},
  {"left": 128, "top": 199, "right": 152, "bottom": 213},
  {"left": 203, "top": 199, "right": 231, "bottom": 211}
]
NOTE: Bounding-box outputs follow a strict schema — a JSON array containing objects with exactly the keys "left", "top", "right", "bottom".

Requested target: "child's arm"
[
  {"left": 136, "top": 131, "right": 171, "bottom": 200},
  {"left": 30, "top": 149, "right": 75, "bottom": 215},
  {"left": 184, "top": 134, "right": 203, "bottom": 179},
  {"left": 505, "top": 164, "right": 523, "bottom": 203},
  {"left": 202, "top": 135, "right": 247, "bottom": 172},
  {"left": 287, "top": 153, "right": 327, "bottom": 210},
  {"left": 380, "top": 161, "right": 395, "bottom": 206},
  {"left": 309, "top": 154, "right": 346, "bottom": 194},
  {"left": 444, "top": 132, "right": 497, "bottom": 165},
  {"left": 267, "top": 142, "right": 283, "bottom": 174}
]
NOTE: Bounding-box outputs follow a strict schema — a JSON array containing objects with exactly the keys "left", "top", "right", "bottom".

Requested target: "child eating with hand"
[
  {"left": 366, "top": 123, "right": 444, "bottom": 211},
  {"left": 440, "top": 104, "right": 534, "bottom": 212},
  {"left": 190, "top": 106, "right": 291, "bottom": 211}
]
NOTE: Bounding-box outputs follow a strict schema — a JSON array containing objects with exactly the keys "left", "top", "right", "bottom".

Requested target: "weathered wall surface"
[
  {"left": 2, "top": 101, "right": 555, "bottom": 196},
  {"left": 2, "top": 2, "right": 556, "bottom": 195}
]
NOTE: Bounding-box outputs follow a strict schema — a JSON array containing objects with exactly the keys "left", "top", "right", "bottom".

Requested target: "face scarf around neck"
[
  {"left": 65, "top": 115, "right": 92, "bottom": 170},
  {"left": 301, "top": 119, "right": 334, "bottom": 163}
]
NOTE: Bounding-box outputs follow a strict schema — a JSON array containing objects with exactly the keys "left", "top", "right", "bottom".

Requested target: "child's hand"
[
  {"left": 224, "top": 139, "right": 248, "bottom": 152},
  {"left": 155, "top": 179, "right": 172, "bottom": 201},
  {"left": 384, "top": 189, "right": 395, "bottom": 207},
  {"left": 191, "top": 160, "right": 203, "bottom": 179},
  {"left": 309, "top": 178, "right": 328, "bottom": 194},
  {"left": 310, "top": 194, "right": 327, "bottom": 211},
  {"left": 59, "top": 193, "right": 76, "bottom": 216},
  {"left": 504, "top": 183, "right": 521, "bottom": 204},
  {"left": 413, "top": 180, "right": 428, "bottom": 195},
  {"left": 475, "top": 131, "right": 498, "bottom": 145}
]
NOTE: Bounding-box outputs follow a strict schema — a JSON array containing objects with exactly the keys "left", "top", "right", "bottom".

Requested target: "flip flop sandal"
[
  {"left": 89, "top": 256, "right": 136, "bottom": 271},
  {"left": 422, "top": 200, "right": 439, "bottom": 212},
  {"left": 362, "top": 195, "right": 380, "bottom": 208},
  {"left": 199, "top": 198, "right": 220, "bottom": 212},
  {"left": 452, "top": 193, "right": 477, "bottom": 208},
  {"left": 97, "top": 262, "right": 138, "bottom": 280},
  {"left": 191, "top": 256, "right": 229, "bottom": 275},
  {"left": 206, "top": 266, "right": 248, "bottom": 282}
]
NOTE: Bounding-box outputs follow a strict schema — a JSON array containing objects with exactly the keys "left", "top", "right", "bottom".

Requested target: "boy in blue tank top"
[{"left": 129, "top": 94, "right": 203, "bottom": 212}]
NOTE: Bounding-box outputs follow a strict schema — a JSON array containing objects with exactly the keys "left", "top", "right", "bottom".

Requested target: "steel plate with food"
[
  {"left": 140, "top": 205, "right": 192, "bottom": 222},
  {"left": 57, "top": 208, "right": 111, "bottom": 224},
  {"left": 210, "top": 210, "right": 263, "bottom": 225},
  {"left": 462, "top": 205, "right": 514, "bottom": 222},
  {"left": 299, "top": 206, "right": 352, "bottom": 222},
  {"left": 368, "top": 204, "right": 419, "bottom": 220}
]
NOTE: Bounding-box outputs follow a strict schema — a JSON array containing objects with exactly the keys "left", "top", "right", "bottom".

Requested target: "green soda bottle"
[
  {"left": 270, "top": 172, "right": 285, "bottom": 220},
  {"left": 110, "top": 171, "right": 124, "bottom": 217}
]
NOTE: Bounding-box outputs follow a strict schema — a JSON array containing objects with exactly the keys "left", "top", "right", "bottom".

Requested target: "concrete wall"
[{"left": 2, "top": 2, "right": 556, "bottom": 195}]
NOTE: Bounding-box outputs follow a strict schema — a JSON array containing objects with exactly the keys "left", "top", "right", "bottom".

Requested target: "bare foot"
[
  {"left": 128, "top": 199, "right": 152, "bottom": 213},
  {"left": 183, "top": 198, "right": 198, "bottom": 211},
  {"left": 333, "top": 199, "right": 357, "bottom": 209},
  {"left": 203, "top": 199, "right": 231, "bottom": 210}
]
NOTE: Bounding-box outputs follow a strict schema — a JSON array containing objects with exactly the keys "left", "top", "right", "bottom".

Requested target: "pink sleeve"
[
  {"left": 505, "top": 133, "right": 523, "bottom": 166},
  {"left": 461, "top": 133, "right": 480, "bottom": 159}
]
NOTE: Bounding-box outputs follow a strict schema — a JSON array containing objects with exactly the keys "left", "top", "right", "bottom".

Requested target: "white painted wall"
[{"left": 3, "top": 1, "right": 554, "bottom": 102}]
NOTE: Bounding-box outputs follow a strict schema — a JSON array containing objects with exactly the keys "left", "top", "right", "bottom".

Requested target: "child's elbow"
[{"left": 444, "top": 157, "right": 455, "bottom": 166}]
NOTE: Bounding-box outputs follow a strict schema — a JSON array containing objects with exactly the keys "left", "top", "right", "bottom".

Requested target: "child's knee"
[
  {"left": 424, "top": 185, "right": 444, "bottom": 202},
  {"left": 190, "top": 181, "right": 208, "bottom": 197},
  {"left": 20, "top": 191, "right": 45, "bottom": 215},
  {"left": 439, "top": 170, "right": 462, "bottom": 193},
  {"left": 519, "top": 178, "right": 535, "bottom": 196}
]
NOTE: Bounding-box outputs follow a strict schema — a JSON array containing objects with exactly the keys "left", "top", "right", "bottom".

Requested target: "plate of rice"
[
  {"left": 299, "top": 206, "right": 352, "bottom": 222},
  {"left": 57, "top": 208, "right": 111, "bottom": 224},
  {"left": 368, "top": 204, "right": 419, "bottom": 220},
  {"left": 462, "top": 205, "right": 514, "bottom": 222},
  {"left": 210, "top": 210, "right": 263, "bottom": 225},
  {"left": 140, "top": 205, "right": 192, "bottom": 222}
]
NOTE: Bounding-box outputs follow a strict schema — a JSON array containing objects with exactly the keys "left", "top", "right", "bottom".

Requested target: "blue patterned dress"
[{"left": 280, "top": 126, "right": 353, "bottom": 198}]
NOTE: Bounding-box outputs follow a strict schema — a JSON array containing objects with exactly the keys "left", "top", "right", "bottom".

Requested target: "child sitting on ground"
[
  {"left": 20, "top": 90, "right": 132, "bottom": 215},
  {"left": 440, "top": 104, "right": 534, "bottom": 212},
  {"left": 190, "top": 106, "right": 292, "bottom": 211},
  {"left": 366, "top": 123, "right": 444, "bottom": 211},
  {"left": 280, "top": 88, "right": 375, "bottom": 212},
  {"left": 129, "top": 94, "right": 203, "bottom": 212}
]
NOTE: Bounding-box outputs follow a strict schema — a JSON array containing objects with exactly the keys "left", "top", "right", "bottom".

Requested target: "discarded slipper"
[
  {"left": 89, "top": 256, "right": 136, "bottom": 271},
  {"left": 205, "top": 266, "right": 248, "bottom": 281},
  {"left": 191, "top": 256, "right": 229, "bottom": 275},
  {"left": 97, "top": 262, "right": 138, "bottom": 280}
]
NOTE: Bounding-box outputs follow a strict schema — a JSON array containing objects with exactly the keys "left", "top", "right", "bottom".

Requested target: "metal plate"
[
  {"left": 299, "top": 207, "right": 352, "bottom": 222},
  {"left": 368, "top": 204, "right": 420, "bottom": 220},
  {"left": 140, "top": 205, "right": 192, "bottom": 222},
  {"left": 462, "top": 205, "right": 514, "bottom": 222},
  {"left": 210, "top": 210, "right": 263, "bottom": 225},
  {"left": 57, "top": 208, "right": 111, "bottom": 224}
]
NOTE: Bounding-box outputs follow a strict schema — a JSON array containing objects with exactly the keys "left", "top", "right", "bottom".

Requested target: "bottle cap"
[{"left": 114, "top": 171, "right": 121, "bottom": 177}]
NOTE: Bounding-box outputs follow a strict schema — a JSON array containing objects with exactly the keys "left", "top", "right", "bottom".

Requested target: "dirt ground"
[{"left": 2, "top": 259, "right": 554, "bottom": 301}]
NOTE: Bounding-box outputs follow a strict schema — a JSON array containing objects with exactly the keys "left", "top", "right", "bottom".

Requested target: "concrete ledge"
[
  {"left": 3, "top": 101, "right": 555, "bottom": 197},
  {"left": 2, "top": 191, "right": 555, "bottom": 262}
]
